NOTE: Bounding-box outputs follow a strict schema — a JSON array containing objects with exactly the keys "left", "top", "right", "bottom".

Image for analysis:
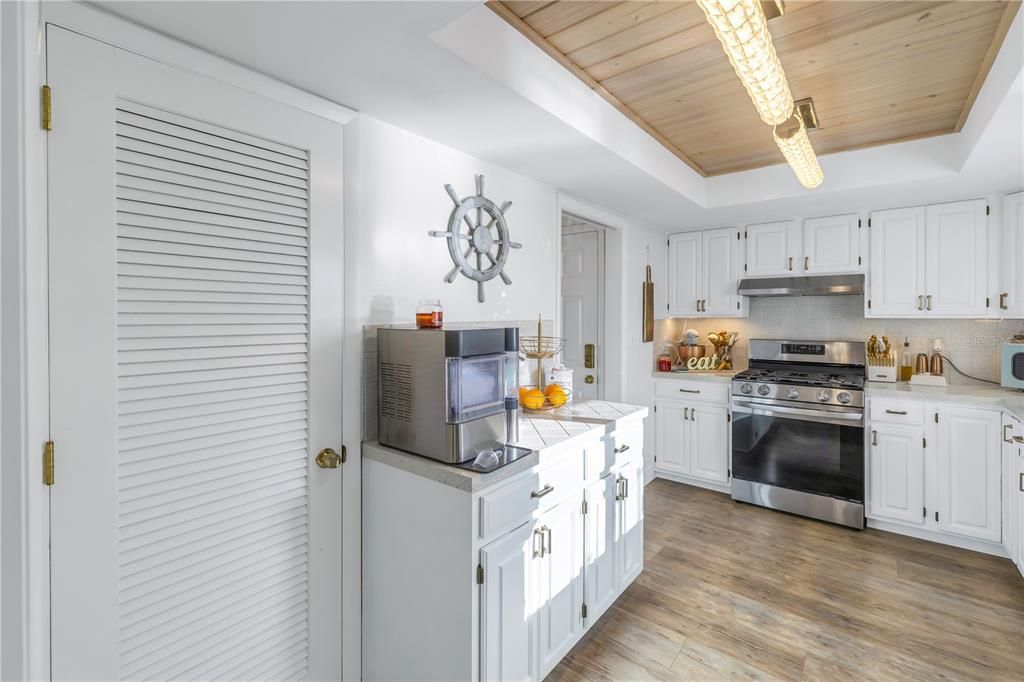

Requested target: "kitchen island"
[{"left": 362, "top": 400, "right": 648, "bottom": 681}]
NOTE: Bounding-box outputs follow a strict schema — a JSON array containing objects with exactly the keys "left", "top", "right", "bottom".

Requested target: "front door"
[
  {"left": 46, "top": 26, "right": 344, "bottom": 679},
  {"left": 561, "top": 226, "right": 603, "bottom": 400}
]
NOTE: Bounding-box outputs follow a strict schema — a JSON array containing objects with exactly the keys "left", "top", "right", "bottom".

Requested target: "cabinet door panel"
[
  {"left": 868, "top": 424, "right": 925, "bottom": 525},
  {"left": 702, "top": 227, "right": 741, "bottom": 316},
  {"left": 536, "top": 495, "right": 585, "bottom": 678},
  {"left": 745, "top": 221, "right": 799, "bottom": 277},
  {"left": 584, "top": 478, "right": 618, "bottom": 624},
  {"left": 868, "top": 207, "right": 926, "bottom": 317},
  {"left": 925, "top": 200, "right": 988, "bottom": 317},
  {"left": 667, "top": 233, "right": 701, "bottom": 317},
  {"left": 1016, "top": 450, "right": 1024, "bottom": 576},
  {"left": 616, "top": 457, "right": 645, "bottom": 587},
  {"left": 480, "top": 522, "right": 537, "bottom": 682},
  {"left": 1003, "top": 418, "right": 1019, "bottom": 562},
  {"left": 1000, "top": 192, "right": 1024, "bottom": 318},
  {"left": 804, "top": 214, "right": 860, "bottom": 274},
  {"left": 655, "top": 402, "right": 689, "bottom": 474},
  {"left": 689, "top": 403, "right": 730, "bottom": 484},
  {"left": 936, "top": 407, "right": 1002, "bottom": 542}
]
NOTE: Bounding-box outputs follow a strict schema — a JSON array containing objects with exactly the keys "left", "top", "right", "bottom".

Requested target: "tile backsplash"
[{"left": 656, "top": 296, "right": 1024, "bottom": 384}]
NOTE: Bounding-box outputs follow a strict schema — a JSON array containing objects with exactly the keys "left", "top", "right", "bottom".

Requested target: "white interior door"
[
  {"left": 561, "top": 228, "right": 603, "bottom": 400},
  {"left": 47, "top": 26, "right": 344, "bottom": 680}
]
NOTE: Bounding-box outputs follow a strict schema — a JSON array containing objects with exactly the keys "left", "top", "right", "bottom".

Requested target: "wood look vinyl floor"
[{"left": 549, "top": 479, "right": 1024, "bottom": 681}]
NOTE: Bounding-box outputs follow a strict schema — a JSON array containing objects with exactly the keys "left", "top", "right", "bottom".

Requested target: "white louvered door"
[{"left": 47, "top": 27, "right": 344, "bottom": 680}]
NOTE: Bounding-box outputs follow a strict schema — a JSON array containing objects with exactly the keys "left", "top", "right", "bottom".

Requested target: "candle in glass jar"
[{"left": 415, "top": 299, "right": 443, "bottom": 329}]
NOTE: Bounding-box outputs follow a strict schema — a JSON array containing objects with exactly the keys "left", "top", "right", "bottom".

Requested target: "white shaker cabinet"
[
  {"left": 803, "top": 213, "right": 861, "bottom": 274},
  {"left": 667, "top": 228, "right": 745, "bottom": 318},
  {"left": 653, "top": 378, "right": 731, "bottom": 490},
  {"left": 869, "top": 423, "right": 926, "bottom": 526},
  {"left": 1000, "top": 191, "right": 1024, "bottom": 318},
  {"left": 654, "top": 402, "right": 689, "bottom": 473},
  {"left": 535, "top": 493, "right": 586, "bottom": 678},
  {"left": 615, "top": 456, "right": 645, "bottom": 586},
  {"left": 935, "top": 406, "right": 1002, "bottom": 542},
  {"left": 667, "top": 232, "right": 701, "bottom": 317},
  {"left": 867, "top": 206, "right": 927, "bottom": 316},
  {"left": 1015, "top": 441, "right": 1024, "bottom": 577},
  {"left": 925, "top": 200, "right": 989, "bottom": 317},
  {"left": 480, "top": 521, "right": 537, "bottom": 682},
  {"left": 745, "top": 220, "right": 800, "bottom": 277},
  {"left": 1002, "top": 415, "right": 1021, "bottom": 568},
  {"left": 689, "top": 403, "right": 731, "bottom": 484}
]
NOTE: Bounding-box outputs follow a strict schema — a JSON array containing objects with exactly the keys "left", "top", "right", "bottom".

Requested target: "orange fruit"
[
  {"left": 518, "top": 387, "right": 530, "bottom": 402},
  {"left": 521, "top": 389, "right": 545, "bottom": 410},
  {"left": 544, "top": 383, "right": 565, "bottom": 397},
  {"left": 548, "top": 391, "right": 568, "bottom": 407}
]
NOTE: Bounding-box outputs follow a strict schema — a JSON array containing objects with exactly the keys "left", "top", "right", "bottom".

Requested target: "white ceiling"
[{"left": 92, "top": 0, "right": 1024, "bottom": 230}]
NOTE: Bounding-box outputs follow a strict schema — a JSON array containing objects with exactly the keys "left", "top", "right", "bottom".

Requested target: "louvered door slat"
[{"left": 114, "top": 99, "right": 312, "bottom": 680}]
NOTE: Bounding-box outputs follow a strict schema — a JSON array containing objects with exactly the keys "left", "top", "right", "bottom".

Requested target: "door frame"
[
  {"left": 555, "top": 193, "right": 626, "bottom": 403},
  {"left": 0, "top": 4, "right": 358, "bottom": 679},
  {"left": 561, "top": 219, "right": 606, "bottom": 400}
]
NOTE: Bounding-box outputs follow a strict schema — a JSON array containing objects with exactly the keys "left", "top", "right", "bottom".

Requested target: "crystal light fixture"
[
  {"left": 773, "top": 112, "right": 823, "bottom": 189},
  {"left": 697, "top": 0, "right": 794, "bottom": 126}
]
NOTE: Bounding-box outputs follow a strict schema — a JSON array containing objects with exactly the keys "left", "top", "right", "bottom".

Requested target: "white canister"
[{"left": 547, "top": 365, "right": 574, "bottom": 402}]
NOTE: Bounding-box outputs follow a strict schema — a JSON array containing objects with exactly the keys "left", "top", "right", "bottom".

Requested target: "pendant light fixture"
[
  {"left": 773, "top": 112, "right": 823, "bottom": 189},
  {"left": 696, "top": 0, "right": 794, "bottom": 126}
]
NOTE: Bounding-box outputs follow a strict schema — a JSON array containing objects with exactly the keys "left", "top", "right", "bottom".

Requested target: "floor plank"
[{"left": 548, "top": 479, "right": 1024, "bottom": 681}]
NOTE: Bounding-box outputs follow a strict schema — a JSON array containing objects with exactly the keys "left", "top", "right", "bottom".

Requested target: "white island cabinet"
[{"left": 362, "top": 401, "right": 647, "bottom": 681}]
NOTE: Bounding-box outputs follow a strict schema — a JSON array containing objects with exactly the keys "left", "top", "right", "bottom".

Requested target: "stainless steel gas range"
[{"left": 730, "top": 339, "right": 867, "bottom": 529}]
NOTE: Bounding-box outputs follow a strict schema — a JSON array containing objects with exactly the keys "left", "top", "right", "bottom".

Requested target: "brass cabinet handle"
[
  {"left": 531, "top": 484, "right": 554, "bottom": 499},
  {"left": 871, "top": 430, "right": 878, "bottom": 446},
  {"left": 1004, "top": 424, "right": 1014, "bottom": 443},
  {"left": 315, "top": 447, "right": 344, "bottom": 469},
  {"left": 926, "top": 295, "right": 933, "bottom": 311},
  {"left": 886, "top": 410, "right": 908, "bottom": 415},
  {"left": 917, "top": 295, "right": 924, "bottom": 311},
  {"left": 804, "top": 256, "right": 809, "bottom": 271},
  {"left": 1000, "top": 292, "right": 1009, "bottom": 310},
  {"left": 584, "top": 375, "right": 595, "bottom": 384},
  {"left": 614, "top": 444, "right": 631, "bottom": 454},
  {"left": 788, "top": 257, "right": 793, "bottom": 271}
]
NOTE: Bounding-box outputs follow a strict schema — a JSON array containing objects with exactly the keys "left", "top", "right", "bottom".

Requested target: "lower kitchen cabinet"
[
  {"left": 1004, "top": 414, "right": 1024, "bottom": 579},
  {"left": 1016, "top": 446, "right": 1024, "bottom": 577},
  {"left": 867, "top": 398, "right": 1004, "bottom": 550},
  {"left": 869, "top": 423, "right": 926, "bottom": 525},
  {"left": 363, "top": 410, "right": 647, "bottom": 681},
  {"left": 654, "top": 394, "right": 730, "bottom": 489}
]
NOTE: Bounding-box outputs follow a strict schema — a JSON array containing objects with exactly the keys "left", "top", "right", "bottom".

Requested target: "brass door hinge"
[
  {"left": 581, "top": 499, "right": 588, "bottom": 516},
  {"left": 41, "top": 85, "right": 52, "bottom": 131},
  {"left": 476, "top": 564, "right": 484, "bottom": 584},
  {"left": 43, "top": 441, "right": 55, "bottom": 486}
]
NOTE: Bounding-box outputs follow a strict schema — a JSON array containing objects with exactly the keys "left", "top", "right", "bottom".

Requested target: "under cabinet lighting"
[
  {"left": 773, "top": 113, "right": 824, "bottom": 189},
  {"left": 697, "top": 0, "right": 794, "bottom": 126}
]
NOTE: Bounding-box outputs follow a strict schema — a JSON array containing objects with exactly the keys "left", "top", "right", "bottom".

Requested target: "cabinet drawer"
[
  {"left": 869, "top": 398, "right": 925, "bottom": 425},
  {"left": 654, "top": 379, "right": 729, "bottom": 405},
  {"left": 478, "top": 454, "right": 584, "bottom": 541},
  {"left": 585, "top": 423, "right": 643, "bottom": 480}
]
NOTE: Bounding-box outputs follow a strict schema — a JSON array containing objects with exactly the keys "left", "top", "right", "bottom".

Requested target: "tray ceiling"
[{"left": 489, "top": 0, "right": 1021, "bottom": 177}]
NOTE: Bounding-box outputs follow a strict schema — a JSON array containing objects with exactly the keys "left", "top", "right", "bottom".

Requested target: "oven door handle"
[{"left": 732, "top": 400, "right": 864, "bottom": 427}]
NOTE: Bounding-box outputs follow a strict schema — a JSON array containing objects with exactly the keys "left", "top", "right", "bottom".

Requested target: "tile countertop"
[
  {"left": 363, "top": 400, "right": 649, "bottom": 493},
  {"left": 650, "top": 370, "right": 740, "bottom": 382},
  {"left": 866, "top": 381, "right": 1024, "bottom": 421}
]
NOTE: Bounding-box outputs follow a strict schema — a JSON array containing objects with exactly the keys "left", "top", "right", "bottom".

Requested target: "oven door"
[{"left": 731, "top": 399, "right": 865, "bottom": 503}]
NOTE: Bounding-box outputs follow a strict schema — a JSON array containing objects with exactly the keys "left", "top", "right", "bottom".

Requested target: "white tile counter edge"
[{"left": 363, "top": 400, "right": 649, "bottom": 492}]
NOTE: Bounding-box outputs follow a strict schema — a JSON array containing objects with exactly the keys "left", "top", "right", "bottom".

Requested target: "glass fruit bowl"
[{"left": 518, "top": 384, "right": 572, "bottom": 412}]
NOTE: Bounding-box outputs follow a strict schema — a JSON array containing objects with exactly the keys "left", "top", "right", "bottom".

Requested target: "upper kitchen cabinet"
[
  {"left": 868, "top": 199, "right": 989, "bottom": 318},
  {"left": 803, "top": 214, "right": 861, "bottom": 274},
  {"left": 745, "top": 220, "right": 800, "bottom": 277},
  {"left": 1000, "top": 191, "right": 1024, "bottom": 318},
  {"left": 667, "top": 228, "right": 746, "bottom": 318}
]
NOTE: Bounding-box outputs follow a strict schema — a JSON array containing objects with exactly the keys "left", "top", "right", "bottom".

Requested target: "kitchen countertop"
[
  {"left": 866, "top": 381, "right": 1024, "bottom": 421},
  {"left": 363, "top": 400, "right": 649, "bottom": 493}
]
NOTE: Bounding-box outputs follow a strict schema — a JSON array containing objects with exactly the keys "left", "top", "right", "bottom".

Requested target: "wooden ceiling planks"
[{"left": 489, "top": 0, "right": 1021, "bottom": 176}]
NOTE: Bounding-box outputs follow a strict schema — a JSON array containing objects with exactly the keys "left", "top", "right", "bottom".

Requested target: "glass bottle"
[
  {"left": 415, "top": 299, "right": 443, "bottom": 329},
  {"left": 899, "top": 336, "right": 913, "bottom": 381}
]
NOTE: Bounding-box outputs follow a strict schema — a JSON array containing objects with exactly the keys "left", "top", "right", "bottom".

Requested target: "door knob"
[
  {"left": 316, "top": 447, "right": 344, "bottom": 469},
  {"left": 584, "top": 375, "right": 595, "bottom": 384}
]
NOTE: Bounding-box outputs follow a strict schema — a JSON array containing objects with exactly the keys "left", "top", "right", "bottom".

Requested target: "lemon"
[
  {"left": 548, "top": 391, "right": 568, "bottom": 407},
  {"left": 544, "top": 384, "right": 565, "bottom": 397}
]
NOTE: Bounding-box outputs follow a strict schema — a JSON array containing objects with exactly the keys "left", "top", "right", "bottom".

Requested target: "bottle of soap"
[{"left": 899, "top": 337, "right": 913, "bottom": 381}]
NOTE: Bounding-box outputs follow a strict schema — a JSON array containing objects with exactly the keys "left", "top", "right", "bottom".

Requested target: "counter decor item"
[
  {"left": 415, "top": 299, "right": 443, "bottom": 328},
  {"left": 427, "top": 174, "right": 522, "bottom": 303},
  {"left": 642, "top": 257, "right": 654, "bottom": 343},
  {"left": 658, "top": 346, "right": 674, "bottom": 372},
  {"left": 866, "top": 334, "right": 896, "bottom": 383},
  {"left": 675, "top": 329, "right": 706, "bottom": 368},
  {"left": 706, "top": 330, "right": 738, "bottom": 370},
  {"left": 520, "top": 315, "right": 564, "bottom": 391},
  {"left": 899, "top": 337, "right": 913, "bottom": 381},
  {"left": 910, "top": 337, "right": 948, "bottom": 386}
]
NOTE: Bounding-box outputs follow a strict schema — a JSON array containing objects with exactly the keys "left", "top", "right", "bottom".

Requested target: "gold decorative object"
[
  {"left": 707, "top": 331, "right": 739, "bottom": 370},
  {"left": 520, "top": 315, "right": 564, "bottom": 389}
]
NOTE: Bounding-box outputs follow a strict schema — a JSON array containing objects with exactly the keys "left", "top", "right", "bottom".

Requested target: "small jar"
[
  {"left": 415, "top": 299, "right": 443, "bottom": 329},
  {"left": 657, "top": 353, "right": 673, "bottom": 372}
]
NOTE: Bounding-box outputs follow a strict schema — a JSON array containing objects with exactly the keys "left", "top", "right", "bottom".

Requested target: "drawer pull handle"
[
  {"left": 615, "top": 475, "right": 627, "bottom": 501},
  {"left": 614, "top": 444, "right": 631, "bottom": 454},
  {"left": 926, "top": 295, "right": 933, "bottom": 311},
  {"left": 532, "top": 527, "right": 545, "bottom": 558},
  {"left": 917, "top": 295, "right": 924, "bottom": 311},
  {"left": 871, "top": 430, "right": 877, "bottom": 446},
  {"left": 885, "top": 409, "right": 908, "bottom": 415},
  {"left": 1001, "top": 292, "right": 1009, "bottom": 310},
  {"left": 683, "top": 407, "right": 689, "bottom": 420},
  {"left": 1020, "top": 472, "right": 1024, "bottom": 494},
  {"left": 678, "top": 388, "right": 701, "bottom": 394},
  {"left": 531, "top": 484, "right": 554, "bottom": 499},
  {"left": 788, "top": 257, "right": 793, "bottom": 271},
  {"left": 1014, "top": 436, "right": 1024, "bottom": 444},
  {"left": 1004, "top": 424, "right": 1014, "bottom": 443}
]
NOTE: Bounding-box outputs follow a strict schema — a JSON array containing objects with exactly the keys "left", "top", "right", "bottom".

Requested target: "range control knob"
[
  {"left": 740, "top": 383, "right": 753, "bottom": 394},
  {"left": 836, "top": 391, "right": 852, "bottom": 405},
  {"left": 817, "top": 389, "right": 832, "bottom": 402},
  {"left": 757, "top": 384, "right": 771, "bottom": 396},
  {"left": 787, "top": 387, "right": 800, "bottom": 399}
]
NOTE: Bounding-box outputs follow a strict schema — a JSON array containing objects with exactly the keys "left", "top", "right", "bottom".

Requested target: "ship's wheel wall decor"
[{"left": 429, "top": 174, "right": 522, "bottom": 303}]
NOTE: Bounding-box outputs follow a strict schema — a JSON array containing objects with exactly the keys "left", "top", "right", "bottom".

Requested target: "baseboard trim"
[
  {"left": 652, "top": 470, "right": 730, "bottom": 495},
  {"left": 867, "top": 518, "right": 1009, "bottom": 558}
]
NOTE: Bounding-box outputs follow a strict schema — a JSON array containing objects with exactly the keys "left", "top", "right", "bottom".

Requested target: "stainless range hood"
[{"left": 737, "top": 273, "right": 864, "bottom": 297}]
